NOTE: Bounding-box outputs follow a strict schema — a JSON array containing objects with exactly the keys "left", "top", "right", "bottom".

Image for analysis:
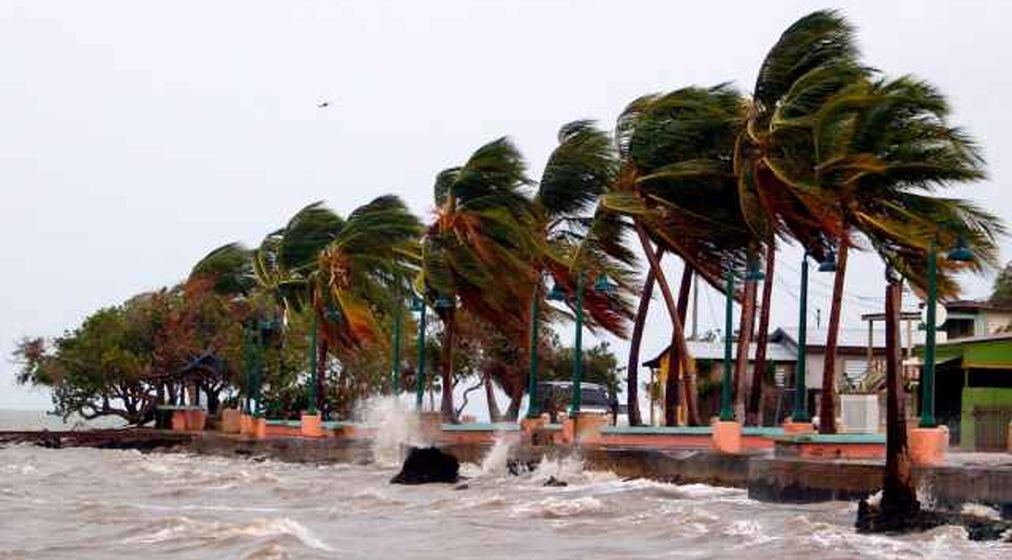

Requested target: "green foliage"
[
  {"left": 14, "top": 9, "right": 1006, "bottom": 428},
  {"left": 990, "top": 261, "right": 1012, "bottom": 307},
  {"left": 540, "top": 334, "right": 621, "bottom": 397},
  {"left": 14, "top": 285, "right": 245, "bottom": 424}
]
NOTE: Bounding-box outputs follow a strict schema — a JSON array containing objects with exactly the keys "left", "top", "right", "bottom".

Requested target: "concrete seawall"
[
  {"left": 182, "top": 433, "right": 1012, "bottom": 517},
  {"left": 3, "top": 429, "right": 1010, "bottom": 517}
]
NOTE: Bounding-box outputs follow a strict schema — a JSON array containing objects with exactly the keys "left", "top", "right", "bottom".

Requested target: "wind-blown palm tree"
[
  {"left": 250, "top": 202, "right": 344, "bottom": 412},
  {"left": 531, "top": 120, "right": 638, "bottom": 420},
  {"left": 189, "top": 242, "right": 256, "bottom": 298},
  {"left": 798, "top": 76, "right": 993, "bottom": 433},
  {"left": 420, "top": 138, "right": 540, "bottom": 421},
  {"left": 606, "top": 84, "right": 753, "bottom": 425},
  {"left": 735, "top": 10, "right": 865, "bottom": 424},
  {"left": 206, "top": 198, "right": 420, "bottom": 414},
  {"left": 868, "top": 200, "right": 1002, "bottom": 525}
]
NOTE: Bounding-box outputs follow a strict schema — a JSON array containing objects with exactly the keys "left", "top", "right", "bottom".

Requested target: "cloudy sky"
[{"left": 2, "top": 0, "right": 1010, "bottom": 410}]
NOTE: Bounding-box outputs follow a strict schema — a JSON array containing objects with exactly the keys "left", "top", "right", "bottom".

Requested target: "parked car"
[{"left": 536, "top": 381, "right": 624, "bottom": 425}]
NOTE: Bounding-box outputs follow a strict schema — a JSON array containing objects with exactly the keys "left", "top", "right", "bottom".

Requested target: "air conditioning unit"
[{"left": 840, "top": 394, "right": 880, "bottom": 433}]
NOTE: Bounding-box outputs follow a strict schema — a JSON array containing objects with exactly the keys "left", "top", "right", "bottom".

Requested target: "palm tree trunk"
[
  {"left": 881, "top": 274, "right": 919, "bottom": 518},
  {"left": 733, "top": 277, "right": 758, "bottom": 422},
  {"left": 316, "top": 334, "right": 328, "bottom": 416},
  {"left": 633, "top": 223, "right": 697, "bottom": 424},
  {"left": 747, "top": 246, "right": 776, "bottom": 425},
  {"left": 665, "top": 265, "right": 693, "bottom": 426},
  {"left": 626, "top": 263, "right": 657, "bottom": 426},
  {"left": 440, "top": 317, "right": 456, "bottom": 422},
  {"left": 820, "top": 239, "right": 849, "bottom": 434},
  {"left": 484, "top": 373, "right": 502, "bottom": 422}
]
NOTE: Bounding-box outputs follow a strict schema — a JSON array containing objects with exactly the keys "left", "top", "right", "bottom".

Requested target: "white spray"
[
  {"left": 360, "top": 396, "right": 426, "bottom": 467},
  {"left": 479, "top": 436, "right": 514, "bottom": 476}
]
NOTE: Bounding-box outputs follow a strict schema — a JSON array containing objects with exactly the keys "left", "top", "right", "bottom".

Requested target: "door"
[{"left": 972, "top": 406, "right": 1012, "bottom": 452}]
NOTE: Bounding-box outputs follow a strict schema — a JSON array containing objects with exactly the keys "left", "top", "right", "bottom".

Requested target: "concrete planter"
[
  {"left": 252, "top": 417, "right": 267, "bottom": 439},
  {"left": 712, "top": 420, "right": 742, "bottom": 454},
  {"left": 562, "top": 414, "right": 607, "bottom": 444},
  {"left": 239, "top": 414, "right": 253, "bottom": 436},
  {"left": 300, "top": 413, "right": 323, "bottom": 438},
  {"left": 170, "top": 410, "right": 188, "bottom": 431},
  {"left": 220, "top": 408, "right": 241, "bottom": 434},
  {"left": 909, "top": 426, "right": 948, "bottom": 466},
  {"left": 782, "top": 419, "right": 816, "bottom": 434},
  {"left": 185, "top": 409, "right": 207, "bottom": 431},
  {"left": 840, "top": 394, "right": 880, "bottom": 433}
]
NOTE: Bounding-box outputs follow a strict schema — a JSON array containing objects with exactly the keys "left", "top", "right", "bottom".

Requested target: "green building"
[{"left": 930, "top": 333, "right": 1012, "bottom": 451}]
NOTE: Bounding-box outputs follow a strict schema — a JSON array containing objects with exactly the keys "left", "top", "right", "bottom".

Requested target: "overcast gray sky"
[{"left": 2, "top": 0, "right": 1010, "bottom": 410}]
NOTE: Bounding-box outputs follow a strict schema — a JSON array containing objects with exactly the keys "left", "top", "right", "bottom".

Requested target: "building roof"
[
  {"left": 936, "top": 332, "right": 1012, "bottom": 346},
  {"left": 859, "top": 311, "right": 921, "bottom": 321},
  {"left": 773, "top": 326, "right": 927, "bottom": 351},
  {"left": 642, "top": 324, "right": 931, "bottom": 369},
  {"left": 944, "top": 299, "right": 1012, "bottom": 313},
  {"left": 643, "top": 338, "right": 796, "bottom": 369},
  {"left": 933, "top": 332, "right": 1012, "bottom": 369}
]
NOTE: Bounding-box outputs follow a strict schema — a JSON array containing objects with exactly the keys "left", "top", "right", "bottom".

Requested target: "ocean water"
[{"left": 1, "top": 409, "right": 1008, "bottom": 559}]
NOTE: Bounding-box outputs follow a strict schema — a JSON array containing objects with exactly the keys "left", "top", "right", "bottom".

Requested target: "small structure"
[
  {"left": 920, "top": 333, "right": 1012, "bottom": 451},
  {"left": 643, "top": 337, "right": 796, "bottom": 423},
  {"left": 941, "top": 300, "right": 1012, "bottom": 339},
  {"left": 644, "top": 326, "right": 926, "bottom": 425}
]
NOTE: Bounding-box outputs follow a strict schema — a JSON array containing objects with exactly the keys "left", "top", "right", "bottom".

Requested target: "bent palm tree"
[
  {"left": 736, "top": 10, "right": 865, "bottom": 424},
  {"left": 532, "top": 120, "right": 638, "bottom": 420},
  {"left": 421, "top": 138, "right": 539, "bottom": 421},
  {"left": 606, "top": 84, "right": 753, "bottom": 425},
  {"left": 800, "top": 76, "right": 992, "bottom": 432}
]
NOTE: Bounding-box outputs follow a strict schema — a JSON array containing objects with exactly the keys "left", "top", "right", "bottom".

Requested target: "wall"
[
  {"left": 982, "top": 312, "right": 1012, "bottom": 335},
  {"left": 960, "top": 387, "right": 1012, "bottom": 450}
]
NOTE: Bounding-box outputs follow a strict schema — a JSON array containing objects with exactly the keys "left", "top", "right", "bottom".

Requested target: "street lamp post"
[
  {"left": 525, "top": 285, "right": 541, "bottom": 419},
  {"left": 920, "top": 241, "right": 939, "bottom": 428},
  {"left": 570, "top": 272, "right": 587, "bottom": 415},
  {"left": 391, "top": 302, "right": 403, "bottom": 395},
  {"left": 307, "top": 313, "right": 318, "bottom": 414},
  {"left": 791, "top": 254, "right": 811, "bottom": 422},
  {"left": 412, "top": 295, "right": 427, "bottom": 410},
  {"left": 920, "top": 238, "right": 974, "bottom": 428},
  {"left": 243, "top": 320, "right": 255, "bottom": 415},
  {"left": 719, "top": 270, "right": 735, "bottom": 421},
  {"left": 545, "top": 272, "right": 616, "bottom": 417},
  {"left": 788, "top": 251, "right": 837, "bottom": 423},
  {"left": 720, "top": 258, "right": 766, "bottom": 422}
]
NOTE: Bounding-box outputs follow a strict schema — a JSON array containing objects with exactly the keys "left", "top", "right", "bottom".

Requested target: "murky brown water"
[{"left": 1, "top": 442, "right": 1009, "bottom": 560}]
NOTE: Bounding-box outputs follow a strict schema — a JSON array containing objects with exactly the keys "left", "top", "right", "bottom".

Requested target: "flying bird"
[{"left": 317, "top": 99, "right": 331, "bottom": 108}]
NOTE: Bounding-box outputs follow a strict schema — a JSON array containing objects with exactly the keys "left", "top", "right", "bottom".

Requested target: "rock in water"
[
  {"left": 543, "top": 476, "right": 568, "bottom": 487},
  {"left": 390, "top": 447, "right": 460, "bottom": 485}
]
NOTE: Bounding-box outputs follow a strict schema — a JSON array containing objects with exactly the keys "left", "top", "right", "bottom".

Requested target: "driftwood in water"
[
  {"left": 856, "top": 500, "right": 1012, "bottom": 541},
  {"left": 390, "top": 446, "right": 459, "bottom": 485}
]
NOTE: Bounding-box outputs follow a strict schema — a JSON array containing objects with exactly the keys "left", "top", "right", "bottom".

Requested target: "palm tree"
[
  {"left": 735, "top": 10, "right": 865, "bottom": 424},
  {"left": 531, "top": 120, "right": 638, "bottom": 421},
  {"left": 239, "top": 197, "right": 421, "bottom": 415},
  {"left": 188, "top": 242, "right": 256, "bottom": 298},
  {"left": 251, "top": 202, "right": 344, "bottom": 413},
  {"left": 316, "top": 195, "right": 423, "bottom": 349},
  {"left": 800, "top": 76, "right": 991, "bottom": 433},
  {"left": 606, "top": 84, "right": 754, "bottom": 425},
  {"left": 420, "top": 138, "right": 540, "bottom": 421}
]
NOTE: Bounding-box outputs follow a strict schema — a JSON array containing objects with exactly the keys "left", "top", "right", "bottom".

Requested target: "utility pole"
[{"left": 691, "top": 273, "right": 699, "bottom": 340}]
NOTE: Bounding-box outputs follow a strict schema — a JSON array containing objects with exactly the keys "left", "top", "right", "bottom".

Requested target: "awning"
[{"left": 902, "top": 355, "right": 961, "bottom": 367}]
